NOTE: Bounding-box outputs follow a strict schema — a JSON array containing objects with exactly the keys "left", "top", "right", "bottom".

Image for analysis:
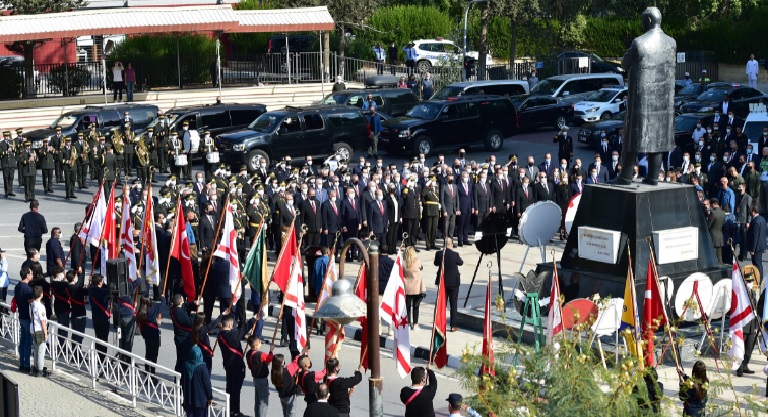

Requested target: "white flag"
[
  {"left": 379, "top": 251, "right": 411, "bottom": 378},
  {"left": 81, "top": 187, "right": 106, "bottom": 247},
  {"left": 213, "top": 203, "right": 242, "bottom": 304},
  {"left": 284, "top": 250, "right": 307, "bottom": 350},
  {"left": 730, "top": 260, "right": 756, "bottom": 367},
  {"left": 120, "top": 187, "right": 138, "bottom": 281}
]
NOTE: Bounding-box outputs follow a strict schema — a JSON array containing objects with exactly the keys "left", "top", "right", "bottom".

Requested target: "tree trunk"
[
  {"left": 478, "top": 2, "right": 490, "bottom": 81},
  {"left": 337, "top": 25, "right": 347, "bottom": 80},
  {"left": 323, "top": 31, "right": 331, "bottom": 82},
  {"left": 508, "top": 16, "right": 517, "bottom": 80},
  {"left": 23, "top": 43, "right": 36, "bottom": 98}
]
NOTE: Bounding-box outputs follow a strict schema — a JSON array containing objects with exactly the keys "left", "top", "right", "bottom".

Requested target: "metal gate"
[{"left": 675, "top": 51, "right": 718, "bottom": 81}]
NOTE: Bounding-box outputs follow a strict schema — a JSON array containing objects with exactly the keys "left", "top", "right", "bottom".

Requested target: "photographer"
[{"left": 112, "top": 61, "right": 125, "bottom": 103}]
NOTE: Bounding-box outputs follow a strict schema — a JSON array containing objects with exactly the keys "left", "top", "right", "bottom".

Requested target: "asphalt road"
[{"left": 0, "top": 124, "right": 598, "bottom": 417}]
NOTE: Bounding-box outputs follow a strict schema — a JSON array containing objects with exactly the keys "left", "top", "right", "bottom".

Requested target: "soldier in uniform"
[
  {"left": 422, "top": 176, "right": 440, "bottom": 250},
  {"left": 14, "top": 128, "right": 24, "bottom": 188},
  {"left": 38, "top": 138, "right": 56, "bottom": 194},
  {"left": 94, "top": 135, "right": 106, "bottom": 183},
  {"left": 102, "top": 144, "right": 118, "bottom": 196},
  {"left": 246, "top": 186, "right": 270, "bottom": 246},
  {"left": 87, "top": 123, "right": 99, "bottom": 180},
  {"left": 154, "top": 114, "right": 170, "bottom": 173},
  {"left": 202, "top": 131, "right": 215, "bottom": 181},
  {"left": 75, "top": 132, "right": 89, "bottom": 189},
  {"left": 553, "top": 127, "right": 574, "bottom": 167},
  {"left": 145, "top": 128, "right": 158, "bottom": 184},
  {"left": 136, "top": 133, "right": 152, "bottom": 186},
  {"left": 61, "top": 137, "right": 78, "bottom": 200},
  {"left": 50, "top": 126, "right": 65, "bottom": 183},
  {"left": 122, "top": 122, "right": 135, "bottom": 178},
  {"left": 401, "top": 174, "right": 421, "bottom": 249},
  {"left": 180, "top": 121, "right": 193, "bottom": 181},
  {"left": 168, "top": 131, "right": 182, "bottom": 179},
  {"left": 19, "top": 141, "right": 37, "bottom": 202},
  {"left": 0, "top": 131, "right": 17, "bottom": 197}
]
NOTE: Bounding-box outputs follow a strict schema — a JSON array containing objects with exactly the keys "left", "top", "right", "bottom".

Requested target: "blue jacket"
[
  {"left": 366, "top": 113, "right": 383, "bottom": 135},
  {"left": 312, "top": 255, "right": 329, "bottom": 294},
  {"left": 45, "top": 236, "right": 65, "bottom": 274},
  {"left": 718, "top": 186, "right": 735, "bottom": 214},
  {"left": 182, "top": 363, "right": 213, "bottom": 410}
]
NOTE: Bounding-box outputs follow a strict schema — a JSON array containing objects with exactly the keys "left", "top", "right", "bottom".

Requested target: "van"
[
  {"left": 430, "top": 80, "right": 530, "bottom": 100},
  {"left": 530, "top": 73, "right": 625, "bottom": 103},
  {"left": 165, "top": 104, "right": 267, "bottom": 153},
  {"left": 319, "top": 88, "right": 419, "bottom": 117},
  {"left": 742, "top": 104, "right": 768, "bottom": 151}
]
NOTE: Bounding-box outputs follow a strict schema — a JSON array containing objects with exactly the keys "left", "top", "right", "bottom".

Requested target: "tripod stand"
[{"left": 463, "top": 235, "right": 504, "bottom": 308}]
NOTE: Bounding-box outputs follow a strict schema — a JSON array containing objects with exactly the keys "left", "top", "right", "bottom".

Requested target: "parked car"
[
  {"left": 557, "top": 51, "right": 624, "bottom": 74},
  {"left": 267, "top": 35, "right": 316, "bottom": 54},
  {"left": 215, "top": 105, "right": 368, "bottom": 170},
  {"left": 24, "top": 103, "right": 158, "bottom": 149},
  {"left": 673, "top": 113, "right": 717, "bottom": 153},
  {"left": 378, "top": 95, "right": 518, "bottom": 155},
  {"left": 430, "top": 80, "right": 529, "bottom": 100},
  {"left": 318, "top": 88, "right": 419, "bottom": 117},
  {"left": 572, "top": 87, "right": 628, "bottom": 123},
  {"left": 675, "top": 82, "right": 740, "bottom": 113},
  {"left": 165, "top": 104, "right": 267, "bottom": 154},
  {"left": 411, "top": 38, "right": 489, "bottom": 72},
  {"left": 577, "top": 111, "right": 625, "bottom": 150},
  {"left": 512, "top": 96, "right": 574, "bottom": 130},
  {"left": 529, "top": 73, "right": 625, "bottom": 104},
  {"left": 742, "top": 105, "right": 768, "bottom": 151},
  {"left": 679, "top": 87, "right": 768, "bottom": 118}
]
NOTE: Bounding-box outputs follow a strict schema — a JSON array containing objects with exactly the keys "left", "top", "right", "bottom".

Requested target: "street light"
[
  {"left": 314, "top": 238, "right": 382, "bottom": 417},
  {"left": 463, "top": 0, "right": 488, "bottom": 82}
]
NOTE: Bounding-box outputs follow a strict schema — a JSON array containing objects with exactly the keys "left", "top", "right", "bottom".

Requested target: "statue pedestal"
[{"left": 537, "top": 181, "right": 728, "bottom": 309}]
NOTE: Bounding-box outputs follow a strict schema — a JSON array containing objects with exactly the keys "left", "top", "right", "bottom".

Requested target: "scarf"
[{"left": 185, "top": 345, "right": 205, "bottom": 380}]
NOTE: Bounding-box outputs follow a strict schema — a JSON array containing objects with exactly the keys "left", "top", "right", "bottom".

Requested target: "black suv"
[
  {"left": 319, "top": 88, "right": 419, "bottom": 117},
  {"left": 166, "top": 104, "right": 267, "bottom": 139},
  {"left": 24, "top": 103, "right": 158, "bottom": 149},
  {"left": 378, "top": 95, "right": 518, "bottom": 155},
  {"left": 216, "top": 105, "right": 368, "bottom": 170}
]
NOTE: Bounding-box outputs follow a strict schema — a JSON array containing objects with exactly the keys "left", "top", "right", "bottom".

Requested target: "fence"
[
  {"left": 674, "top": 51, "right": 718, "bottom": 81},
  {"left": 0, "top": 302, "right": 229, "bottom": 417}
]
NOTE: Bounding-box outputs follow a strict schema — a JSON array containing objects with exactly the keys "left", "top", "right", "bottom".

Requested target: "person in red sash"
[
  {"left": 136, "top": 296, "right": 162, "bottom": 374},
  {"left": 400, "top": 366, "right": 437, "bottom": 417}
]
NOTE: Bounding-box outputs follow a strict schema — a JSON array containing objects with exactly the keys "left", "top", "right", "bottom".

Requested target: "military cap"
[
  {"left": 123, "top": 122, "right": 130, "bottom": 127},
  {"left": 204, "top": 130, "right": 211, "bottom": 136},
  {"left": 236, "top": 183, "right": 243, "bottom": 189},
  {"left": 169, "top": 175, "right": 177, "bottom": 180},
  {"left": 561, "top": 126, "right": 569, "bottom": 131},
  {"left": 2, "top": 131, "right": 10, "bottom": 136},
  {"left": 77, "top": 131, "right": 84, "bottom": 137},
  {"left": 279, "top": 181, "right": 286, "bottom": 187},
  {"left": 158, "top": 114, "right": 165, "bottom": 119},
  {"left": 23, "top": 140, "right": 31, "bottom": 146},
  {"left": 208, "top": 179, "right": 216, "bottom": 185},
  {"left": 115, "top": 196, "right": 123, "bottom": 202},
  {"left": 132, "top": 179, "right": 140, "bottom": 185},
  {"left": 55, "top": 127, "right": 62, "bottom": 132},
  {"left": 124, "top": 111, "right": 130, "bottom": 115},
  {"left": 430, "top": 175, "right": 437, "bottom": 181},
  {"left": 306, "top": 176, "right": 315, "bottom": 182},
  {"left": 268, "top": 172, "right": 276, "bottom": 178},
  {"left": 104, "top": 144, "right": 112, "bottom": 149},
  {"left": 99, "top": 134, "right": 106, "bottom": 139},
  {"left": 170, "top": 131, "right": 178, "bottom": 136},
  {"left": 65, "top": 137, "right": 71, "bottom": 142},
  {"left": 42, "top": 137, "right": 49, "bottom": 142},
  {"left": 89, "top": 123, "right": 96, "bottom": 128},
  {"left": 292, "top": 168, "right": 299, "bottom": 173},
  {"left": 509, "top": 154, "right": 518, "bottom": 161},
  {"left": 15, "top": 128, "right": 23, "bottom": 133},
  {"left": 186, "top": 194, "right": 195, "bottom": 200},
  {"left": 481, "top": 163, "right": 489, "bottom": 169},
  {"left": 183, "top": 121, "right": 190, "bottom": 126},
  {"left": 694, "top": 162, "right": 701, "bottom": 167},
  {"left": 256, "top": 184, "right": 265, "bottom": 190},
  {"left": 219, "top": 163, "right": 228, "bottom": 169},
  {"left": 239, "top": 165, "right": 247, "bottom": 172}
]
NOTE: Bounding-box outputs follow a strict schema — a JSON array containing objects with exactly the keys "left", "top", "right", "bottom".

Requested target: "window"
[
  {"left": 303, "top": 114, "right": 324, "bottom": 131},
  {"left": 538, "top": 97, "right": 558, "bottom": 106},
  {"left": 201, "top": 110, "right": 230, "bottom": 129},
  {"left": 458, "top": 102, "right": 479, "bottom": 119},
  {"left": 327, "top": 111, "right": 365, "bottom": 127},
  {"left": 385, "top": 91, "right": 418, "bottom": 104},
  {"left": 77, "top": 114, "right": 98, "bottom": 131},
  {"left": 499, "top": 84, "right": 527, "bottom": 96},
  {"left": 524, "top": 98, "right": 539, "bottom": 108},
  {"left": 176, "top": 114, "right": 198, "bottom": 131},
  {"left": 101, "top": 111, "right": 122, "bottom": 129},
  {"left": 482, "top": 99, "right": 513, "bottom": 118},
  {"left": 441, "top": 104, "right": 460, "bottom": 120},
  {"left": 132, "top": 110, "right": 155, "bottom": 128},
  {"left": 279, "top": 117, "right": 302, "bottom": 134},
  {"left": 231, "top": 109, "right": 262, "bottom": 125}
]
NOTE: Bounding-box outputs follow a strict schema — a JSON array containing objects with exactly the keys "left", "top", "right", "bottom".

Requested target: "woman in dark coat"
[
  {"left": 680, "top": 360, "right": 708, "bottom": 417},
  {"left": 182, "top": 346, "right": 212, "bottom": 417},
  {"left": 554, "top": 172, "right": 572, "bottom": 240}
]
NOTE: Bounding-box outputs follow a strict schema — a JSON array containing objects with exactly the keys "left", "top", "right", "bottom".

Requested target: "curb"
[{"left": 266, "top": 304, "right": 464, "bottom": 370}]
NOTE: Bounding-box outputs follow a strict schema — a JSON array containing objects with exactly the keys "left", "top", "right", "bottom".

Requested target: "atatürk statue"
[{"left": 617, "top": 7, "right": 677, "bottom": 186}]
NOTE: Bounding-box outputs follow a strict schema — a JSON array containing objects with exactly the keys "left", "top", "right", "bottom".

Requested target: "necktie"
[
  {"left": 545, "top": 164, "right": 549, "bottom": 172},
  {"left": 543, "top": 183, "right": 547, "bottom": 193},
  {"left": 603, "top": 146, "right": 607, "bottom": 153},
  {"left": 449, "top": 185, "right": 454, "bottom": 197},
  {"left": 463, "top": 183, "right": 468, "bottom": 194},
  {"left": 332, "top": 202, "right": 338, "bottom": 215},
  {"left": 499, "top": 180, "right": 503, "bottom": 191},
  {"left": 379, "top": 201, "right": 384, "bottom": 215},
  {"left": 311, "top": 201, "right": 316, "bottom": 214},
  {"left": 482, "top": 183, "right": 486, "bottom": 194},
  {"left": 524, "top": 188, "right": 528, "bottom": 198},
  {"left": 351, "top": 198, "right": 355, "bottom": 211}
]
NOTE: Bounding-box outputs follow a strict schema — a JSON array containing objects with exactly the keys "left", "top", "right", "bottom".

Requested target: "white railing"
[{"left": 0, "top": 302, "right": 229, "bottom": 417}]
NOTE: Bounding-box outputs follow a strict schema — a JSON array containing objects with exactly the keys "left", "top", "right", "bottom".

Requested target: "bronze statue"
[{"left": 617, "top": 6, "right": 677, "bottom": 186}]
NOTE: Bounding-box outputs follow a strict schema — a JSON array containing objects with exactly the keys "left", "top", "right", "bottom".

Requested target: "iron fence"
[{"left": 0, "top": 302, "right": 230, "bottom": 417}]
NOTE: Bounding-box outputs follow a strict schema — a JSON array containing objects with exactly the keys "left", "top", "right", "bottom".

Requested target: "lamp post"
[
  {"left": 314, "top": 238, "right": 381, "bottom": 417},
  {"left": 462, "top": 0, "right": 488, "bottom": 82}
]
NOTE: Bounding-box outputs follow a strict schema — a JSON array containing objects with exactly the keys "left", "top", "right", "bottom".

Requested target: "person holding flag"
[
  {"left": 324, "top": 357, "right": 363, "bottom": 417},
  {"left": 243, "top": 221, "right": 268, "bottom": 339},
  {"left": 141, "top": 184, "right": 160, "bottom": 298},
  {"left": 168, "top": 197, "right": 196, "bottom": 301},
  {"left": 272, "top": 222, "right": 307, "bottom": 358},
  {"left": 213, "top": 202, "right": 242, "bottom": 316},
  {"left": 433, "top": 238, "right": 463, "bottom": 332},
  {"left": 642, "top": 259, "right": 667, "bottom": 367},
  {"left": 730, "top": 259, "right": 758, "bottom": 377},
  {"left": 430, "top": 250, "right": 448, "bottom": 369},
  {"left": 735, "top": 268, "right": 760, "bottom": 377},
  {"left": 380, "top": 249, "right": 411, "bottom": 378}
]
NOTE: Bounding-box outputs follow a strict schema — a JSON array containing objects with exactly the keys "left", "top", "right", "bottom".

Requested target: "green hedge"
[
  {"left": 365, "top": 5, "right": 454, "bottom": 61},
  {"left": 48, "top": 64, "right": 92, "bottom": 96},
  {"left": 0, "top": 67, "right": 22, "bottom": 99}
]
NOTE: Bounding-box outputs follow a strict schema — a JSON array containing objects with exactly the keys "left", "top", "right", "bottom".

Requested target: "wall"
[
  {"left": 0, "top": 40, "right": 78, "bottom": 65},
  {"left": 718, "top": 62, "right": 768, "bottom": 84}
]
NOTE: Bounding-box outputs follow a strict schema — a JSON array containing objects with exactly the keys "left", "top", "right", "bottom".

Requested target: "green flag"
[{"left": 244, "top": 227, "right": 268, "bottom": 299}]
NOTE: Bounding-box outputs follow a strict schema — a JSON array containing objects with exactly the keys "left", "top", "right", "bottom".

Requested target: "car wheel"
[
  {"left": 333, "top": 142, "right": 353, "bottom": 162},
  {"left": 555, "top": 115, "right": 568, "bottom": 130},
  {"left": 485, "top": 130, "right": 503, "bottom": 152},
  {"left": 417, "top": 60, "right": 432, "bottom": 72},
  {"left": 414, "top": 136, "right": 432, "bottom": 155},
  {"left": 247, "top": 149, "right": 269, "bottom": 172},
  {"left": 600, "top": 111, "right": 612, "bottom": 120}
]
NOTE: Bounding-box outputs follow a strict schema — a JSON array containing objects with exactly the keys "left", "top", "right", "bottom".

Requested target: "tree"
[
  {"left": 4, "top": 0, "right": 87, "bottom": 97},
  {"left": 490, "top": 0, "right": 542, "bottom": 75}
]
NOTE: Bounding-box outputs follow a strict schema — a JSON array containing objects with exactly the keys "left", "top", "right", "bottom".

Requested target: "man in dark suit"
[
  {"left": 304, "top": 382, "right": 340, "bottom": 417},
  {"left": 608, "top": 150, "right": 621, "bottom": 180},
  {"left": 456, "top": 171, "right": 474, "bottom": 247},
  {"left": 198, "top": 203, "right": 217, "bottom": 264},
  {"left": 588, "top": 154, "right": 610, "bottom": 184},
  {"left": 401, "top": 179, "right": 421, "bottom": 249},
  {"left": 534, "top": 172, "right": 553, "bottom": 202},
  {"left": 367, "top": 189, "right": 388, "bottom": 249},
  {"left": 340, "top": 187, "right": 362, "bottom": 261},
  {"left": 300, "top": 188, "right": 323, "bottom": 247},
  {"left": 321, "top": 188, "right": 342, "bottom": 248},
  {"left": 434, "top": 238, "right": 463, "bottom": 332},
  {"left": 384, "top": 185, "right": 401, "bottom": 254},
  {"left": 707, "top": 198, "right": 726, "bottom": 264},
  {"left": 523, "top": 155, "right": 539, "bottom": 181},
  {"left": 515, "top": 177, "right": 536, "bottom": 219},
  {"left": 570, "top": 172, "right": 584, "bottom": 196},
  {"left": 598, "top": 132, "right": 613, "bottom": 162},
  {"left": 747, "top": 205, "right": 766, "bottom": 281},
  {"left": 440, "top": 172, "right": 459, "bottom": 242},
  {"left": 278, "top": 194, "right": 298, "bottom": 231},
  {"left": 537, "top": 153, "right": 555, "bottom": 179},
  {"left": 490, "top": 168, "right": 509, "bottom": 214},
  {"left": 473, "top": 171, "right": 491, "bottom": 229}
]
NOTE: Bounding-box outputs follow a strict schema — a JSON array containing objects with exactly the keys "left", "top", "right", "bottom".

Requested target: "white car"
[
  {"left": 573, "top": 87, "right": 628, "bottom": 123},
  {"left": 742, "top": 103, "right": 768, "bottom": 152},
  {"left": 410, "top": 38, "right": 490, "bottom": 72}
]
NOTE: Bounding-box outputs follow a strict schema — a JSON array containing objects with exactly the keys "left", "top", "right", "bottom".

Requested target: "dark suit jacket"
[
  {"left": 515, "top": 186, "right": 536, "bottom": 215},
  {"left": 321, "top": 199, "right": 341, "bottom": 233},
  {"left": 707, "top": 207, "right": 726, "bottom": 247},
  {"left": 69, "top": 233, "right": 85, "bottom": 271},
  {"left": 538, "top": 161, "right": 555, "bottom": 179},
  {"left": 303, "top": 401, "right": 340, "bottom": 417},
  {"left": 534, "top": 181, "right": 553, "bottom": 202},
  {"left": 340, "top": 196, "right": 362, "bottom": 229},
  {"left": 588, "top": 163, "right": 610, "bottom": 183},
  {"left": 198, "top": 214, "right": 217, "bottom": 253},
  {"left": 457, "top": 181, "right": 474, "bottom": 214},
  {"left": 300, "top": 199, "right": 323, "bottom": 233},
  {"left": 473, "top": 180, "right": 490, "bottom": 214},
  {"left": 386, "top": 195, "right": 401, "bottom": 224},
  {"left": 367, "top": 200, "right": 388, "bottom": 234},
  {"left": 433, "top": 248, "right": 463, "bottom": 287},
  {"left": 748, "top": 214, "right": 767, "bottom": 253},
  {"left": 212, "top": 257, "right": 231, "bottom": 299},
  {"left": 489, "top": 179, "right": 508, "bottom": 213},
  {"left": 570, "top": 181, "right": 584, "bottom": 196}
]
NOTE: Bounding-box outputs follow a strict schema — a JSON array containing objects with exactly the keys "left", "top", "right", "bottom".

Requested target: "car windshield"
[
  {"left": 589, "top": 53, "right": 604, "bottom": 62},
  {"left": 674, "top": 116, "right": 699, "bottom": 132},
  {"left": 405, "top": 103, "right": 443, "bottom": 120},
  {"left": 49, "top": 114, "right": 79, "bottom": 129},
  {"left": 744, "top": 120, "right": 768, "bottom": 140},
  {"left": 612, "top": 111, "right": 626, "bottom": 120},
  {"left": 248, "top": 114, "right": 283, "bottom": 133},
  {"left": 585, "top": 89, "right": 618, "bottom": 102},
  {"left": 696, "top": 90, "right": 726, "bottom": 101},
  {"left": 166, "top": 112, "right": 184, "bottom": 125},
  {"left": 677, "top": 83, "right": 700, "bottom": 95},
  {"left": 431, "top": 86, "right": 465, "bottom": 100},
  {"left": 531, "top": 79, "right": 564, "bottom": 96},
  {"left": 320, "top": 94, "right": 348, "bottom": 105}
]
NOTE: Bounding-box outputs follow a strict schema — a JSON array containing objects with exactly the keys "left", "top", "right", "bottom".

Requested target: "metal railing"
[{"left": 0, "top": 302, "right": 229, "bottom": 417}]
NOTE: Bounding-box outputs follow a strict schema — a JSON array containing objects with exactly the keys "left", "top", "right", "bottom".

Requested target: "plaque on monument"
[
  {"left": 577, "top": 226, "right": 621, "bottom": 264},
  {"left": 652, "top": 227, "right": 699, "bottom": 265}
]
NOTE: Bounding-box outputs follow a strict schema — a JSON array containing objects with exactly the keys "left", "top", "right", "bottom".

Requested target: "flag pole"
[
  {"left": 310, "top": 231, "right": 341, "bottom": 333},
  {"left": 199, "top": 193, "right": 231, "bottom": 305},
  {"left": 247, "top": 219, "right": 270, "bottom": 336},
  {"left": 90, "top": 180, "right": 116, "bottom": 278},
  {"left": 133, "top": 184, "right": 153, "bottom": 307},
  {"left": 727, "top": 239, "right": 768, "bottom": 354},
  {"left": 645, "top": 238, "right": 683, "bottom": 375},
  {"left": 64, "top": 179, "right": 103, "bottom": 267},
  {"left": 428, "top": 239, "right": 447, "bottom": 366},
  {"left": 161, "top": 195, "right": 182, "bottom": 297},
  {"left": 269, "top": 224, "right": 308, "bottom": 351},
  {"left": 625, "top": 242, "right": 644, "bottom": 371}
]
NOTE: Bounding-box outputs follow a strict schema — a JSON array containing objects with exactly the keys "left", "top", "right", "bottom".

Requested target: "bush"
[
  {"left": 47, "top": 64, "right": 92, "bottom": 96},
  {"left": 365, "top": 5, "right": 455, "bottom": 62},
  {"left": 0, "top": 67, "right": 23, "bottom": 99}
]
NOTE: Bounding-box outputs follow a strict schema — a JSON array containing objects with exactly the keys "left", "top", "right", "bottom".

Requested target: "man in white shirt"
[
  {"left": 112, "top": 61, "right": 124, "bottom": 102},
  {"left": 29, "top": 286, "right": 48, "bottom": 377},
  {"left": 747, "top": 53, "right": 759, "bottom": 89}
]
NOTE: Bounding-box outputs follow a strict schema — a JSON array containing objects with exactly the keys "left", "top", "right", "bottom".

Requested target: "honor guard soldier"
[
  {"left": 111, "top": 126, "right": 126, "bottom": 181},
  {"left": 61, "top": 137, "right": 78, "bottom": 200},
  {"left": 102, "top": 144, "right": 118, "bottom": 195},
  {"left": 75, "top": 132, "right": 89, "bottom": 189},
  {"left": 554, "top": 126, "right": 574, "bottom": 166},
  {"left": 136, "top": 132, "right": 152, "bottom": 186},
  {"left": 155, "top": 114, "right": 170, "bottom": 173},
  {"left": 94, "top": 135, "right": 106, "bottom": 183},
  {"left": 169, "top": 131, "right": 183, "bottom": 178},
  {"left": 180, "top": 121, "right": 193, "bottom": 181},
  {"left": 14, "top": 128, "right": 24, "bottom": 187},
  {"left": 131, "top": 204, "right": 145, "bottom": 232},
  {"left": 0, "top": 131, "right": 17, "bottom": 197},
  {"left": 50, "top": 126, "right": 65, "bottom": 183},
  {"left": 422, "top": 176, "right": 440, "bottom": 250},
  {"left": 38, "top": 138, "right": 55, "bottom": 194},
  {"left": 184, "top": 194, "right": 200, "bottom": 223},
  {"left": 202, "top": 131, "right": 215, "bottom": 181},
  {"left": 19, "top": 141, "right": 37, "bottom": 202},
  {"left": 145, "top": 128, "right": 159, "bottom": 183},
  {"left": 246, "top": 186, "right": 270, "bottom": 243},
  {"left": 122, "top": 122, "right": 136, "bottom": 177},
  {"left": 87, "top": 123, "right": 99, "bottom": 179}
]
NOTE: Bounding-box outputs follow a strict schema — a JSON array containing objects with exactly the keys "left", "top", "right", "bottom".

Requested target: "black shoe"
[
  {"left": 736, "top": 368, "right": 744, "bottom": 377},
  {"left": 414, "top": 248, "right": 420, "bottom": 252},
  {"left": 744, "top": 368, "right": 755, "bottom": 374},
  {"left": 280, "top": 339, "right": 289, "bottom": 347},
  {"left": 8, "top": 193, "right": 15, "bottom": 197},
  {"left": 70, "top": 195, "right": 77, "bottom": 199}
]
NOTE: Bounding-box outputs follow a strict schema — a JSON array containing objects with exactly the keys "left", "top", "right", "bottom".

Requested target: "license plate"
[
  {"left": 578, "top": 135, "right": 587, "bottom": 142},
  {"left": 380, "top": 137, "right": 389, "bottom": 142}
]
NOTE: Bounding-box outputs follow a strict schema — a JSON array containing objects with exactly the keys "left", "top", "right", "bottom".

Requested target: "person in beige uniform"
[{"left": 402, "top": 246, "right": 425, "bottom": 330}]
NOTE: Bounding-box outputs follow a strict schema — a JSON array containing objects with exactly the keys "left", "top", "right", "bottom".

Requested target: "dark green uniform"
[
  {"left": 102, "top": 150, "right": 118, "bottom": 196},
  {"left": 75, "top": 137, "right": 89, "bottom": 189},
  {"left": 38, "top": 142, "right": 55, "bottom": 193},
  {"left": 50, "top": 131, "right": 65, "bottom": 183},
  {"left": 61, "top": 142, "right": 77, "bottom": 199},
  {"left": 422, "top": 184, "right": 440, "bottom": 250},
  {"left": 0, "top": 135, "right": 17, "bottom": 197},
  {"left": 13, "top": 132, "right": 24, "bottom": 187},
  {"left": 87, "top": 128, "right": 98, "bottom": 179},
  {"left": 19, "top": 145, "right": 37, "bottom": 202}
]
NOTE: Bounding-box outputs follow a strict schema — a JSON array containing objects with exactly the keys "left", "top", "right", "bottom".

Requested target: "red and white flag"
[
  {"left": 119, "top": 186, "right": 138, "bottom": 282},
  {"left": 170, "top": 198, "right": 196, "bottom": 300},
  {"left": 317, "top": 252, "right": 344, "bottom": 361},
  {"left": 81, "top": 184, "right": 106, "bottom": 247},
  {"left": 730, "top": 260, "right": 756, "bottom": 366},
  {"left": 142, "top": 184, "right": 160, "bottom": 285},
  {"left": 100, "top": 184, "right": 118, "bottom": 278},
  {"left": 283, "top": 244, "right": 307, "bottom": 350},
  {"left": 642, "top": 259, "right": 667, "bottom": 367},
  {"left": 380, "top": 251, "right": 411, "bottom": 378},
  {"left": 546, "top": 264, "right": 563, "bottom": 345},
  {"left": 480, "top": 278, "right": 496, "bottom": 376},
  {"left": 272, "top": 222, "right": 296, "bottom": 293},
  {"left": 213, "top": 203, "right": 242, "bottom": 305},
  {"left": 355, "top": 265, "right": 369, "bottom": 370}
]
